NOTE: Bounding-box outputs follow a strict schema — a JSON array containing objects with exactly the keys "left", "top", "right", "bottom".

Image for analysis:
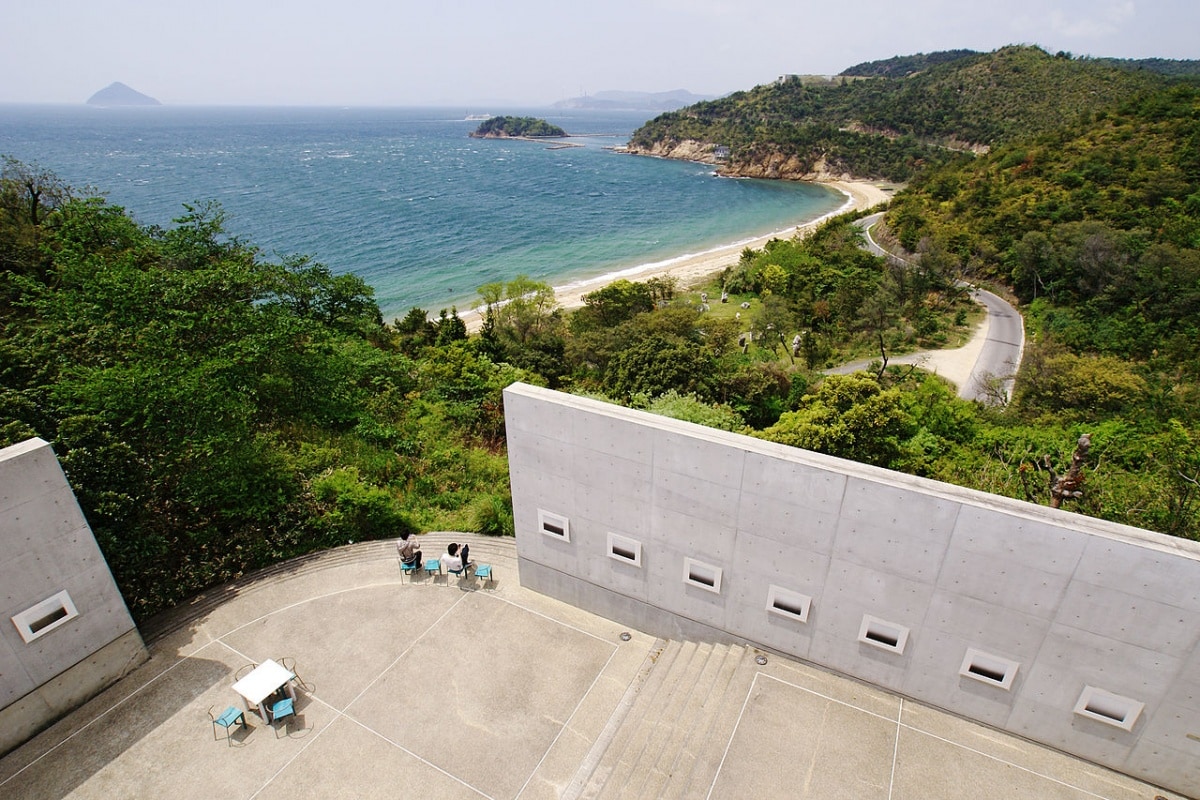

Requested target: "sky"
[{"left": 3, "top": 0, "right": 1198, "bottom": 107}]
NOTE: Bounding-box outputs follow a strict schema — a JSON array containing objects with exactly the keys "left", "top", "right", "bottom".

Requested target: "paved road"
[{"left": 850, "top": 214, "right": 1024, "bottom": 403}]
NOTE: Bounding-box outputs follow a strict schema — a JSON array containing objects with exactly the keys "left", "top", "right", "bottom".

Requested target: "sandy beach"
[{"left": 460, "top": 179, "right": 894, "bottom": 331}]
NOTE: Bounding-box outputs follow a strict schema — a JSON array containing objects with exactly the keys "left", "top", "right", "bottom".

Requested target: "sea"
[{"left": 0, "top": 105, "right": 845, "bottom": 320}]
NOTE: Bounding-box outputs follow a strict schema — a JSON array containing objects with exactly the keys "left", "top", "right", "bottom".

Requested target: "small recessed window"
[
  {"left": 1073, "top": 686, "right": 1144, "bottom": 732},
  {"left": 12, "top": 590, "right": 79, "bottom": 644},
  {"left": 607, "top": 532, "right": 643, "bottom": 568},
  {"left": 537, "top": 509, "right": 570, "bottom": 542},
  {"left": 683, "top": 558, "right": 723, "bottom": 594},
  {"left": 765, "top": 585, "right": 812, "bottom": 623},
  {"left": 857, "top": 615, "right": 909, "bottom": 654},
  {"left": 959, "top": 648, "right": 1019, "bottom": 691}
]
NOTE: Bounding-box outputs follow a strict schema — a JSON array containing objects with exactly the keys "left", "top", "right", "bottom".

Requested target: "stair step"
[
  {"left": 675, "top": 645, "right": 762, "bottom": 799},
  {"left": 614, "top": 642, "right": 718, "bottom": 799},
  {"left": 636, "top": 643, "right": 740, "bottom": 799},
  {"left": 577, "top": 639, "right": 687, "bottom": 800},
  {"left": 596, "top": 641, "right": 702, "bottom": 799}
]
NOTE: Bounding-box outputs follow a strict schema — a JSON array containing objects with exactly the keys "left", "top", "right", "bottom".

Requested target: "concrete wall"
[
  {"left": 0, "top": 438, "right": 147, "bottom": 755},
  {"left": 504, "top": 383, "right": 1200, "bottom": 797}
]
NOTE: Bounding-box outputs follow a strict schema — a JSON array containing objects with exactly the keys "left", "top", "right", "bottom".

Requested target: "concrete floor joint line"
[{"left": 704, "top": 669, "right": 762, "bottom": 800}]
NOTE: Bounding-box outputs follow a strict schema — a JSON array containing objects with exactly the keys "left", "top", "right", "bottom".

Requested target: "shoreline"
[{"left": 458, "top": 179, "right": 894, "bottom": 332}]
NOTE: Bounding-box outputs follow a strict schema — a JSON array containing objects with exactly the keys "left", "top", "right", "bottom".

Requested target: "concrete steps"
[{"left": 575, "top": 640, "right": 761, "bottom": 800}]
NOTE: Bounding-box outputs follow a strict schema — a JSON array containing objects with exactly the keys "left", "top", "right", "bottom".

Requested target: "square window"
[
  {"left": 765, "top": 585, "right": 812, "bottom": 623},
  {"left": 958, "top": 648, "right": 1019, "bottom": 691},
  {"left": 607, "top": 532, "right": 643, "bottom": 567},
  {"left": 857, "top": 614, "right": 909, "bottom": 654},
  {"left": 12, "top": 590, "right": 78, "bottom": 644},
  {"left": 682, "top": 558, "right": 723, "bottom": 594},
  {"left": 537, "top": 509, "right": 570, "bottom": 542},
  {"left": 1073, "top": 686, "right": 1143, "bottom": 731}
]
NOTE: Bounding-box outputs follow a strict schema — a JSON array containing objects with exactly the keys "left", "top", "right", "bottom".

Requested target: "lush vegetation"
[
  {"left": 628, "top": 46, "right": 1187, "bottom": 181},
  {"left": 471, "top": 116, "right": 566, "bottom": 138},
  {"left": 0, "top": 159, "right": 529, "bottom": 619},
  {"left": 6, "top": 46, "right": 1200, "bottom": 621},
  {"left": 840, "top": 50, "right": 980, "bottom": 78}
]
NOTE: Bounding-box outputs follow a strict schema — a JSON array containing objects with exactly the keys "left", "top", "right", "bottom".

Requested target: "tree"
[
  {"left": 756, "top": 373, "right": 916, "bottom": 469},
  {"left": 604, "top": 334, "right": 715, "bottom": 400},
  {"left": 2, "top": 157, "right": 71, "bottom": 226}
]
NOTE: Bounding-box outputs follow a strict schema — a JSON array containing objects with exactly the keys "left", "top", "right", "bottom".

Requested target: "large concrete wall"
[
  {"left": 0, "top": 438, "right": 147, "bottom": 755},
  {"left": 504, "top": 383, "right": 1200, "bottom": 797}
]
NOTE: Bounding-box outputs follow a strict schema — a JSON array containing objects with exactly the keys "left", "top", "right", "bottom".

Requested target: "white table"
[{"left": 231, "top": 659, "right": 296, "bottom": 721}]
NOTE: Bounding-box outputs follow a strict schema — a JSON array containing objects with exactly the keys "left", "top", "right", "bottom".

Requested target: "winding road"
[{"left": 834, "top": 213, "right": 1025, "bottom": 404}]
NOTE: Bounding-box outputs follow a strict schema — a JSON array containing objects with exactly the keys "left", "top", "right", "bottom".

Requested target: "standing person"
[
  {"left": 397, "top": 531, "right": 422, "bottom": 568},
  {"left": 440, "top": 542, "right": 471, "bottom": 573}
]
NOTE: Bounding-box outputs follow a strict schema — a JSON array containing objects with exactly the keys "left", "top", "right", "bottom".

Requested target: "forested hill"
[
  {"left": 887, "top": 83, "right": 1200, "bottom": 366},
  {"left": 626, "top": 46, "right": 1191, "bottom": 181}
]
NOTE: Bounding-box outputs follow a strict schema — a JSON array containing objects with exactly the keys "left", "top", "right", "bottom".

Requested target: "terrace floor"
[{"left": 0, "top": 532, "right": 1184, "bottom": 799}]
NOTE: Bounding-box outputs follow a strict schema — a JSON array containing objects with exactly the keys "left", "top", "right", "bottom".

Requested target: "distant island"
[
  {"left": 552, "top": 89, "right": 717, "bottom": 111},
  {"left": 470, "top": 116, "right": 566, "bottom": 139},
  {"left": 86, "top": 82, "right": 160, "bottom": 106}
]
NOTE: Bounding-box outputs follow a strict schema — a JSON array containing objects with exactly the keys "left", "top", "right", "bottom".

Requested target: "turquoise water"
[{"left": 0, "top": 105, "right": 844, "bottom": 319}]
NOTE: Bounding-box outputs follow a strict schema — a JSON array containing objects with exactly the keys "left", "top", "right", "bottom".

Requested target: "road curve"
[{"left": 838, "top": 214, "right": 1024, "bottom": 403}]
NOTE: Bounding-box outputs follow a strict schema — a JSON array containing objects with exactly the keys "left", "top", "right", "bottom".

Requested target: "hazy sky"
[{"left": 4, "top": 0, "right": 1197, "bottom": 106}]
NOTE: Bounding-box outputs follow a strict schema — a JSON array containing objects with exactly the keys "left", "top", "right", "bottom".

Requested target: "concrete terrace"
[{"left": 0, "top": 533, "right": 1184, "bottom": 800}]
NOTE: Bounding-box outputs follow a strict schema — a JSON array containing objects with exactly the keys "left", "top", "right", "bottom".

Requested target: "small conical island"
[
  {"left": 469, "top": 116, "right": 566, "bottom": 139},
  {"left": 86, "top": 82, "right": 161, "bottom": 106}
]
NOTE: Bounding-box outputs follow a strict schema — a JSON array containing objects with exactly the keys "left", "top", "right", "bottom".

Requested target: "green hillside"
[{"left": 628, "top": 46, "right": 1182, "bottom": 181}]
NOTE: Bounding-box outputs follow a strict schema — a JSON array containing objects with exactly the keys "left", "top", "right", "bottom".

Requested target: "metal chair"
[
  {"left": 278, "top": 656, "right": 312, "bottom": 693},
  {"left": 234, "top": 663, "right": 256, "bottom": 681},
  {"left": 208, "top": 705, "right": 248, "bottom": 746}
]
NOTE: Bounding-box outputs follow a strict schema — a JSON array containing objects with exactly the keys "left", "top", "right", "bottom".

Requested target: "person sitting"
[
  {"left": 397, "top": 531, "right": 422, "bottom": 568},
  {"left": 440, "top": 542, "right": 471, "bottom": 574}
]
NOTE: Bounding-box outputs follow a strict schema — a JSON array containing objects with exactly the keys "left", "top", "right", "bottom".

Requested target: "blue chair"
[
  {"left": 424, "top": 558, "right": 442, "bottom": 578},
  {"left": 400, "top": 558, "right": 421, "bottom": 581},
  {"left": 474, "top": 564, "right": 493, "bottom": 584},
  {"left": 271, "top": 697, "right": 295, "bottom": 737},
  {"left": 209, "top": 705, "right": 247, "bottom": 746}
]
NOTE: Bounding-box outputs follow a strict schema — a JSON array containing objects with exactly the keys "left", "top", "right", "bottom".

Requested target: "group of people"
[{"left": 397, "top": 531, "right": 470, "bottom": 574}]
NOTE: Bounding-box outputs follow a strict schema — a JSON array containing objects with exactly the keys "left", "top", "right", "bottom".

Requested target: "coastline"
[{"left": 459, "top": 179, "right": 894, "bottom": 332}]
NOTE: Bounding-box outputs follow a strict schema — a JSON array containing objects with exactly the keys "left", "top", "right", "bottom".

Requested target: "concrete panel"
[
  {"left": 574, "top": 448, "right": 653, "bottom": 500},
  {"left": 923, "top": 589, "right": 1051, "bottom": 663},
  {"left": 573, "top": 484, "right": 652, "bottom": 539},
  {"left": 649, "top": 504, "right": 736, "bottom": 561},
  {"left": 571, "top": 402, "right": 656, "bottom": 463},
  {"left": 740, "top": 450, "right": 847, "bottom": 514},
  {"left": 651, "top": 468, "right": 741, "bottom": 530},
  {"left": 649, "top": 424, "right": 746, "bottom": 488},
  {"left": 949, "top": 505, "right": 1088, "bottom": 571},
  {"left": 934, "top": 546, "right": 1074, "bottom": 619},
  {"left": 0, "top": 486, "right": 91, "bottom": 559},
  {"left": 832, "top": 477, "right": 958, "bottom": 583},
  {"left": 0, "top": 636, "right": 35, "bottom": 705},
  {"left": 1054, "top": 580, "right": 1198, "bottom": 659},
  {"left": 506, "top": 431, "right": 575, "bottom": 481},
  {"left": 735, "top": 488, "right": 841, "bottom": 552},
  {"left": 0, "top": 440, "right": 66, "bottom": 515},
  {"left": 1074, "top": 536, "right": 1200, "bottom": 613},
  {"left": 727, "top": 530, "right": 831, "bottom": 593},
  {"left": 0, "top": 527, "right": 105, "bottom": 615}
]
